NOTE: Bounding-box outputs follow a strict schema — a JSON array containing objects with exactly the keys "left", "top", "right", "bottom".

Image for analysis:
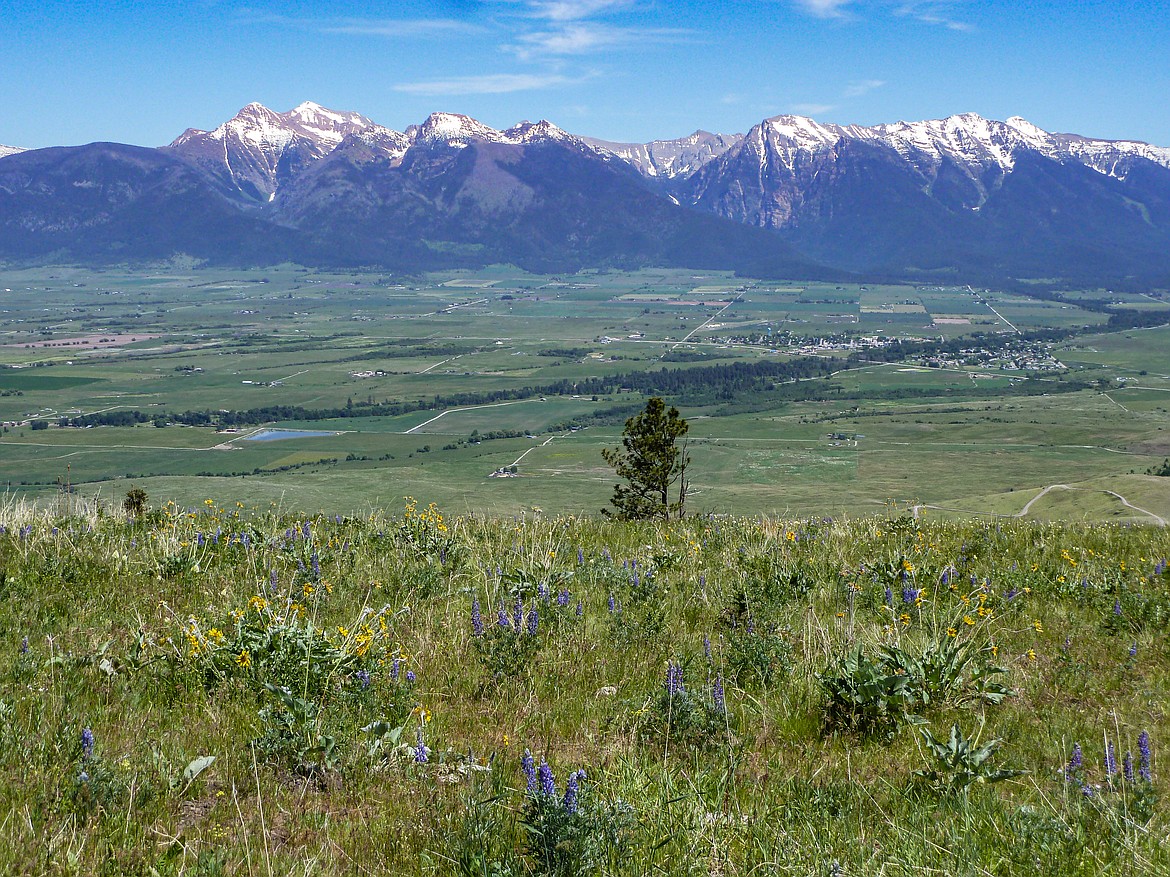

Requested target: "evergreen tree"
[{"left": 602, "top": 397, "right": 690, "bottom": 520}]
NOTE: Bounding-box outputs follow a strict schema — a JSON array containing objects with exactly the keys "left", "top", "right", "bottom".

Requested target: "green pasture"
[{"left": 1, "top": 265, "right": 1167, "bottom": 519}]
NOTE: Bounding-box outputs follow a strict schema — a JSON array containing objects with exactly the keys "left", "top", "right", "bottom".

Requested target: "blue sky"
[{"left": 3, "top": 0, "right": 1168, "bottom": 148}]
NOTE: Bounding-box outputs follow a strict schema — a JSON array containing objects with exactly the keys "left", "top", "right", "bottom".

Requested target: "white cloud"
[
  {"left": 894, "top": 2, "right": 973, "bottom": 31},
  {"left": 793, "top": 0, "right": 853, "bottom": 18},
  {"left": 510, "top": 21, "right": 690, "bottom": 57},
  {"left": 320, "top": 18, "right": 486, "bottom": 37},
  {"left": 238, "top": 13, "right": 484, "bottom": 38},
  {"left": 394, "top": 73, "right": 577, "bottom": 96},
  {"left": 526, "top": 0, "right": 636, "bottom": 21},
  {"left": 843, "top": 79, "right": 885, "bottom": 98}
]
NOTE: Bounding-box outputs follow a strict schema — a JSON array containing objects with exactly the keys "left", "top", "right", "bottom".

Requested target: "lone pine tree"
[{"left": 602, "top": 396, "right": 690, "bottom": 520}]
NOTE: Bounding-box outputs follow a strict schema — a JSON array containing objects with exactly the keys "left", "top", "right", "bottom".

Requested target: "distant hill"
[{"left": 2, "top": 102, "right": 1169, "bottom": 285}]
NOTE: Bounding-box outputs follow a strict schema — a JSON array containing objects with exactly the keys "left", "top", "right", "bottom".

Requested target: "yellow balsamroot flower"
[
  {"left": 236, "top": 650, "right": 251, "bottom": 668},
  {"left": 249, "top": 595, "right": 268, "bottom": 612},
  {"left": 206, "top": 628, "right": 225, "bottom": 643},
  {"left": 947, "top": 627, "right": 958, "bottom": 637},
  {"left": 1033, "top": 620, "right": 1043, "bottom": 633},
  {"left": 1026, "top": 649, "right": 1037, "bottom": 661},
  {"left": 303, "top": 584, "right": 315, "bottom": 596},
  {"left": 337, "top": 626, "right": 349, "bottom": 638},
  {"left": 899, "top": 613, "right": 911, "bottom": 626},
  {"left": 963, "top": 615, "right": 975, "bottom": 626}
]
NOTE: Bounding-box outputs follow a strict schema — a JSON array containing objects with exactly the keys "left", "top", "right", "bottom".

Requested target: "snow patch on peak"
[
  {"left": 286, "top": 102, "right": 374, "bottom": 146},
  {"left": 0, "top": 144, "right": 25, "bottom": 159},
  {"left": 503, "top": 119, "right": 569, "bottom": 143},
  {"left": 1006, "top": 115, "right": 1049, "bottom": 141},
  {"left": 410, "top": 112, "right": 503, "bottom": 147}
]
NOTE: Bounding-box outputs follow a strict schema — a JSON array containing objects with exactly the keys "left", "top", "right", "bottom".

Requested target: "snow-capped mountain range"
[
  {"left": 2, "top": 100, "right": 1169, "bottom": 284},
  {"left": 156, "top": 100, "right": 1170, "bottom": 210},
  {"left": 0, "top": 145, "right": 25, "bottom": 159}
]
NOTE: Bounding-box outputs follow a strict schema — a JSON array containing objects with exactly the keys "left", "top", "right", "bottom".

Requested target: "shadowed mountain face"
[
  {"left": 1, "top": 102, "right": 1168, "bottom": 285},
  {"left": 0, "top": 117, "right": 824, "bottom": 278}
]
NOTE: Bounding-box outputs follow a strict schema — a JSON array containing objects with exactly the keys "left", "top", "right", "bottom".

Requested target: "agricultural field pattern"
[{"left": 1, "top": 265, "right": 1168, "bottom": 522}]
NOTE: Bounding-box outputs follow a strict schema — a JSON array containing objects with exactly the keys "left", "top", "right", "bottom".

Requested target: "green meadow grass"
[{"left": 0, "top": 497, "right": 1166, "bottom": 874}]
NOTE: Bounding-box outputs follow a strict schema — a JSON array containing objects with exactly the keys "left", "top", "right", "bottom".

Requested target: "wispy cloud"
[
  {"left": 525, "top": 0, "right": 636, "bottom": 21},
  {"left": 238, "top": 12, "right": 484, "bottom": 38},
  {"left": 895, "top": 2, "right": 973, "bottom": 31},
  {"left": 792, "top": 0, "right": 853, "bottom": 18},
  {"left": 843, "top": 78, "right": 885, "bottom": 98},
  {"left": 394, "top": 72, "right": 579, "bottom": 96},
  {"left": 792, "top": 0, "right": 974, "bottom": 30},
  {"left": 509, "top": 21, "right": 691, "bottom": 57},
  {"left": 790, "top": 102, "right": 837, "bottom": 115}
]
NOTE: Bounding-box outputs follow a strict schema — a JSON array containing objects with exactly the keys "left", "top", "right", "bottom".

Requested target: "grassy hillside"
[{"left": 0, "top": 497, "right": 1167, "bottom": 875}]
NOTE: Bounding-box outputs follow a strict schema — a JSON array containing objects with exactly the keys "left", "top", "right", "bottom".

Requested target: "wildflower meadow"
[{"left": 0, "top": 496, "right": 1166, "bottom": 875}]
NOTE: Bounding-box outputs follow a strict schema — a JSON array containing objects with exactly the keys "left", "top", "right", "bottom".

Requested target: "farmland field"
[{"left": 0, "top": 265, "right": 1167, "bottom": 521}]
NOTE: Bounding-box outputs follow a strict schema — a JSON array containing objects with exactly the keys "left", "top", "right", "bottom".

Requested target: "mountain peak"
[
  {"left": 0, "top": 144, "right": 28, "bottom": 159},
  {"left": 411, "top": 112, "right": 503, "bottom": 146},
  {"left": 503, "top": 119, "right": 569, "bottom": 143}
]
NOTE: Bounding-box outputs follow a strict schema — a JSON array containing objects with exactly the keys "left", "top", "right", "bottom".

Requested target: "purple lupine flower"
[
  {"left": 19, "top": 636, "right": 29, "bottom": 655},
  {"left": 471, "top": 598, "right": 484, "bottom": 637},
  {"left": 1066, "top": 743, "right": 1083, "bottom": 780},
  {"left": 390, "top": 657, "right": 400, "bottom": 683},
  {"left": 703, "top": 636, "right": 712, "bottom": 662},
  {"left": 196, "top": 532, "right": 205, "bottom": 547},
  {"left": 526, "top": 607, "right": 539, "bottom": 636},
  {"left": 602, "top": 548, "right": 611, "bottom": 561},
  {"left": 498, "top": 603, "right": 510, "bottom": 628},
  {"left": 78, "top": 770, "right": 89, "bottom": 783},
  {"left": 513, "top": 598, "right": 524, "bottom": 631},
  {"left": 575, "top": 601, "right": 583, "bottom": 617},
  {"left": 538, "top": 760, "right": 556, "bottom": 797},
  {"left": 1005, "top": 587, "right": 1018, "bottom": 602},
  {"left": 699, "top": 574, "right": 706, "bottom": 590},
  {"left": 563, "top": 769, "right": 583, "bottom": 813},
  {"left": 538, "top": 582, "right": 549, "bottom": 602},
  {"left": 1106, "top": 742, "right": 1118, "bottom": 777},
  {"left": 577, "top": 547, "right": 584, "bottom": 565},
  {"left": 302, "top": 520, "right": 311, "bottom": 540},
  {"left": 522, "top": 749, "right": 537, "bottom": 792},
  {"left": 311, "top": 551, "right": 320, "bottom": 581},
  {"left": 664, "top": 660, "right": 684, "bottom": 697},
  {"left": 712, "top": 672, "right": 726, "bottom": 714},
  {"left": 1113, "top": 598, "right": 1123, "bottom": 617},
  {"left": 1139, "top": 732, "right": 1152, "bottom": 782},
  {"left": 439, "top": 548, "right": 446, "bottom": 566},
  {"left": 940, "top": 567, "right": 952, "bottom": 586},
  {"left": 1124, "top": 752, "right": 1135, "bottom": 784},
  {"left": 607, "top": 594, "right": 616, "bottom": 613},
  {"left": 81, "top": 728, "right": 94, "bottom": 760},
  {"left": 1130, "top": 642, "right": 1138, "bottom": 658},
  {"left": 884, "top": 586, "right": 894, "bottom": 607},
  {"left": 405, "top": 670, "right": 416, "bottom": 684},
  {"left": 414, "top": 728, "right": 428, "bottom": 764},
  {"left": 556, "top": 588, "right": 570, "bottom": 608},
  {"left": 901, "top": 587, "right": 920, "bottom": 604},
  {"left": 355, "top": 669, "right": 370, "bottom": 689}
]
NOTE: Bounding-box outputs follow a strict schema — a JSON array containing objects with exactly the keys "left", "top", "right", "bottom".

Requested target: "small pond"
[{"left": 243, "top": 429, "right": 338, "bottom": 442}]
